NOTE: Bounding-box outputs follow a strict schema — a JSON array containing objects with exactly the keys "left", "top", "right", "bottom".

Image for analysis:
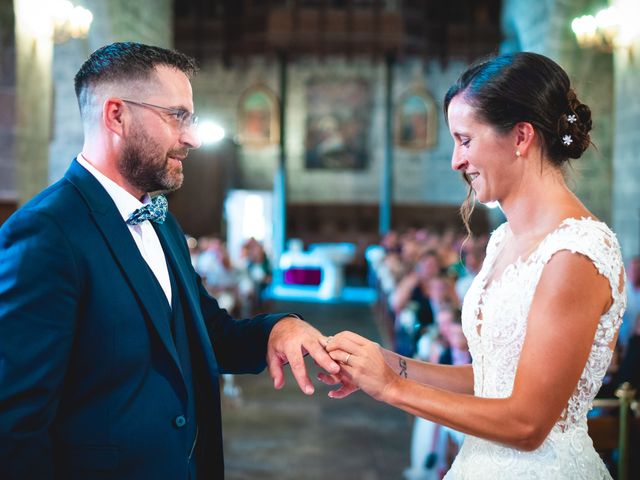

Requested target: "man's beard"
[{"left": 119, "top": 125, "right": 187, "bottom": 195}]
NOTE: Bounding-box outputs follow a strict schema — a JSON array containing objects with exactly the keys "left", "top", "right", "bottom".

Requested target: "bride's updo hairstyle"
[{"left": 443, "top": 52, "right": 593, "bottom": 233}]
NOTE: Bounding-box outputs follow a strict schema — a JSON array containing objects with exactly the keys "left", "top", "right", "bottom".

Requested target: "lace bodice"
[{"left": 445, "top": 217, "right": 626, "bottom": 479}]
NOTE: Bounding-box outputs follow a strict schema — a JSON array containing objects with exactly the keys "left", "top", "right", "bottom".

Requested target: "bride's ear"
[{"left": 513, "top": 122, "right": 535, "bottom": 157}]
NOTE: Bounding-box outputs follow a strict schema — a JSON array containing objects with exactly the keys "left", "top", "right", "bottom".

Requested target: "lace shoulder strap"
[
  {"left": 537, "top": 218, "right": 626, "bottom": 309},
  {"left": 483, "top": 222, "right": 508, "bottom": 265}
]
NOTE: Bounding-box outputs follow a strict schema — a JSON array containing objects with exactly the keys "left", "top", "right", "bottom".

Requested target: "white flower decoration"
[
  {"left": 562, "top": 134, "right": 573, "bottom": 146},
  {"left": 567, "top": 114, "right": 577, "bottom": 124}
]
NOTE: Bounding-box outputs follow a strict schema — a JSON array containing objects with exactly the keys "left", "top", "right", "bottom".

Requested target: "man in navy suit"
[{"left": 0, "top": 42, "right": 339, "bottom": 480}]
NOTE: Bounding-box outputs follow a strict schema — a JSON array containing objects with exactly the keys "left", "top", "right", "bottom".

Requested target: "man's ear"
[
  {"left": 103, "top": 97, "right": 127, "bottom": 137},
  {"left": 513, "top": 121, "right": 536, "bottom": 156}
]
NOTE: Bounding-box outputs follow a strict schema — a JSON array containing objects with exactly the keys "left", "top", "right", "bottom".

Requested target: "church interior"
[{"left": 1, "top": 0, "right": 639, "bottom": 478}]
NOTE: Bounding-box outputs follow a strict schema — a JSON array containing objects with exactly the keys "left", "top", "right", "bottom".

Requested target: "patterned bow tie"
[{"left": 126, "top": 195, "right": 168, "bottom": 225}]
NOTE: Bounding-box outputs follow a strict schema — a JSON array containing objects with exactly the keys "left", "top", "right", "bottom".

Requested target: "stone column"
[
  {"left": 611, "top": 0, "right": 640, "bottom": 260},
  {"left": 0, "top": 0, "right": 16, "bottom": 218},
  {"left": 50, "top": 0, "right": 174, "bottom": 183},
  {"left": 501, "top": 0, "right": 615, "bottom": 225},
  {"left": 13, "top": 0, "right": 54, "bottom": 205}
]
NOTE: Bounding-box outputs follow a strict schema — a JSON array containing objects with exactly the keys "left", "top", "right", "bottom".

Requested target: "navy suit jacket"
[{"left": 0, "top": 160, "right": 285, "bottom": 479}]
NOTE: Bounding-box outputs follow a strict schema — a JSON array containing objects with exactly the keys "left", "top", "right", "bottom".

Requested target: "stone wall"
[
  {"left": 13, "top": 0, "right": 54, "bottom": 204},
  {"left": 0, "top": 0, "right": 15, "bottom": 203},
  {"left": 503, "top": 0, "right": 640, "bottom": 260},
  {"left": 612, "top": 0, "right": 640, "bottom": 259},
  {"left": 502, "top": 0, "right": 614, "bottom": 225},
  {"left": 49, "top": 0, "right": 173, "bottom": 182},
  {"left": 192, "top": 55, "right": 471, "bottom": 207}
]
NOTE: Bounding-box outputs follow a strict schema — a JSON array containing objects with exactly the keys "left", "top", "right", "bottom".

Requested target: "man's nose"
[{"left": 181, "top": 125, "right": 202, "bottom": 149}]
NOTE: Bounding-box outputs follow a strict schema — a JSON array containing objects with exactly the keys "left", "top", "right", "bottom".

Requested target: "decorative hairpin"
[
  {"left": 567, "top": 114, "right": 577, "bottom": 124},
  {"left": 562, "top": 134, "right": 573, "bottom": 146}
]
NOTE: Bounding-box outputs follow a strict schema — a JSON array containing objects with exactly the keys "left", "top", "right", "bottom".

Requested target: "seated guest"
[
  {"left": 406, "top": 307, "right": 469, "bottom": 480},
  {"left": 617, "top": 313, "right": 640, "bottom": 398},
  {"left": 619, "top": 256, "right": 640, "bottom": 352},
  {"left": 455, "top": 241, "right": 486, "bottom": 303},
  {"left": 391, "top": 251, "right": 442, "bottom": 357},
  {"left": 416, "top": 304, "right": 457, "bottom": 364},
  {"left": 238, "top": 237, "right": 273, "bottom": 315}
]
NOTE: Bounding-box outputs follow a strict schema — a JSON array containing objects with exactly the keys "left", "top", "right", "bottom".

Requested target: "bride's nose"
[{"left": 451, "top": 149, "right": 467, "bottom": 172}]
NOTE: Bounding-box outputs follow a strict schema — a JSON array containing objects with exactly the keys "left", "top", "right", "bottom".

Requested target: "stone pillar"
[
  {"left": 13, "top": 0, "right": 54, "bottom": 205},
  {"left": 50, "top": 0, "right": 174, "bottom": 183},
  {"left": 501, "top": 0, "right": 615, "bottom": 225},
  {"left": 611, "top": 0, "right": 640, "bottom": 260},
  {"left": 0, "top": 0, "right": 16, "bottom": 216}
]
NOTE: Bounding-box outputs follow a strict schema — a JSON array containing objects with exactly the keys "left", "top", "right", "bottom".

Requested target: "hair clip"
[
  {"left": 567, "top": 114, "right": 577, "bottom": 124},
  {"left": 562, "top": 134, "right": 573, "bottom": 146}
]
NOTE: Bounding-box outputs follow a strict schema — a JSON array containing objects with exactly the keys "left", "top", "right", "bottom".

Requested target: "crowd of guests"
[
  {"left": 367, "top": 227, "right": 486, "bottom": 480},
  {"left": 187, "top": 236, "right": 272, "bottom": 318},
  {"left": 599, "top": 255, "right": 640, "bottom": 398},
  {"left": 187, "top": 235, "right": 273, "bottom": 401},
  {"left": 367, "top": 228, "right": 640, "bottom": 480}
]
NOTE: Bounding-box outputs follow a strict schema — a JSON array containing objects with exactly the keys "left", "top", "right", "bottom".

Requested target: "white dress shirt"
[{"left": 77, "top": 155, "right": 172, "bottom": 305}]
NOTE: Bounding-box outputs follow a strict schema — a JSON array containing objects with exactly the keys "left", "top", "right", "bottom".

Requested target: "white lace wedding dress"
[{"left": 445, "top": 217, "right": 626, "bottom": 479}]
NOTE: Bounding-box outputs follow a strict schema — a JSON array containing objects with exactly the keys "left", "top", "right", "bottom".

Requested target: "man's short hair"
[{"left": 74, "top": 42, "right": 198, "bottom": 116}]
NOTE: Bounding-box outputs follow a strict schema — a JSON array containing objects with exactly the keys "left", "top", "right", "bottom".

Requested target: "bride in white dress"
[{"left": 320, "top": 52, "right": 626, "bottom": 479}]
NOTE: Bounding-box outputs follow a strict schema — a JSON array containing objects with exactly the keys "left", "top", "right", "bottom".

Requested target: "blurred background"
[{"left": 1, "top": 1, "right": 639, "bottom": 479}]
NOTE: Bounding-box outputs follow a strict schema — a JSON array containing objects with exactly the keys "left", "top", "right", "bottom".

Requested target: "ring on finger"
[
  {"left": 324, "top": 336, "right": 333, "bottom": 348},
  {"left": 344, "top": 353, "right": 352, "bottom": 366}
]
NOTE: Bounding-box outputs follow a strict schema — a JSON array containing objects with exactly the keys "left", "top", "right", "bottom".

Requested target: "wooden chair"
[{"left": 588, "top": 382, "right": 638, "bottom": 480}]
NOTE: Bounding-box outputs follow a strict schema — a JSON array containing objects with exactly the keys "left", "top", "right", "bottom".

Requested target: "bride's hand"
[
  {"left": 316, "top": 370, "right": 360, "bottom": 399},
  {"left": 324, "top": 331, "right": 400, "bottom": 402}
]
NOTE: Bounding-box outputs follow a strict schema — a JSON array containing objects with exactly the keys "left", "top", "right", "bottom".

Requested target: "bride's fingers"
[
  {"left": 328, "top": 349, "right": 353, "bottom": 365},
  {"left": 326, "top": 337, "right": 362, "bottom": 357},
  {"left": 328, "top": 383, "right": 360, "bottom": 399},
  {"left": 317, "top": 372, "right": 340, "bottom": 385},
  {"left": 333, "top": 331, "right": 369, "bottom": 347}
]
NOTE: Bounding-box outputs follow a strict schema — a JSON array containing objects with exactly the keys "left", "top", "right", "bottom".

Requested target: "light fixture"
[
  {"left": 50, "top": 0, "right": 93, "bottom": 43},
  {"left": 571, "top": 2, "right": 639, "bottom": 52},
  {"left": 197, "top": 120, "right": 226, "bottom": 146}
]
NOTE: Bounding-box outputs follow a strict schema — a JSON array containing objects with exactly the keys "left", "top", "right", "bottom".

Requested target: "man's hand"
[{"left": 267, "top": 316, "right": 340, "bottom": 395}]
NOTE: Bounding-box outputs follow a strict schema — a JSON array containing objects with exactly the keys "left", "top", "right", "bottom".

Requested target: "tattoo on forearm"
[{"left": 399, "top": 358, "right": 408, "bottom": 378}]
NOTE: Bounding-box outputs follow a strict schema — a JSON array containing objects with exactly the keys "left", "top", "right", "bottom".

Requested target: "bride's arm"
[
  {"left": 381, "top": 348, "right": 474, "bottom": 394},
  {"left": 327, "top": 251, "right": 613, "bottom": 451}
]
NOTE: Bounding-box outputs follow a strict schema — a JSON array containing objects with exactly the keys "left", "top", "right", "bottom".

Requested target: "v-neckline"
[
  {"left": 472, "top": 216, "right": 599, "bottom": 336},
  {"left": 481, "top": 217, "right": 597, "bottom": 295}
]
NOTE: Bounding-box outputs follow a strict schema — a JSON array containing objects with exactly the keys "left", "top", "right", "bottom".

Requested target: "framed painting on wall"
[
  {"left": 237, "top": 84, "right": 280, "bottom": 147},
  {"left": 305, "top": 77, "right": 371, "bottom": 170},
  {"left": 394, "top": 87, "right": 438, "bottom": 150}
]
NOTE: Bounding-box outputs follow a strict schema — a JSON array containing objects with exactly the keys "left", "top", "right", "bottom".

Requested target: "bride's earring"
[{"left": 516, "top": 150, "right": 521, "bottom": 157}]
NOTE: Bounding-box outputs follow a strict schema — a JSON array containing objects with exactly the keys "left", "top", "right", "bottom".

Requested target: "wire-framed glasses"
[{"left": 122, "top": 99, "right": 199, "bottom": 130}]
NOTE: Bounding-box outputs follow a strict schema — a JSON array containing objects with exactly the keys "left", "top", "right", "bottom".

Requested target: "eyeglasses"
[{"left": 122, "top": 99, "right": 199, "bottom": 130}]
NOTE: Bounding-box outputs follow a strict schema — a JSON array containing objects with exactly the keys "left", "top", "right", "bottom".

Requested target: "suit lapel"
[
  {"left": 154, "top": 223, "right": 220, "bottom": 376},
  {"left": 64, "top": 160, "right": 182, "bottom": 372}
]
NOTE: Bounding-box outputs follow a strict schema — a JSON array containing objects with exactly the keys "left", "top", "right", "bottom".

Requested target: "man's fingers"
[
  {"left": 286, "top": 349, "right": 315, "bottom": 395},
  {"left": 267, "top": 351, "right": 285, "bottom": 390},
  {"left": 306, "top": 338, "right": 340, "bottom": 374}
]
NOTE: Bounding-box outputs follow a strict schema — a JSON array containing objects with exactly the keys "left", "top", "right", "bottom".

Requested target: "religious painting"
[
  {"left": 394, "top": 87, "right": 438, "bottom": 150},
  {"left": 237, "top": 84, "right": 280, "bottom": 147},
  {"left": 305, "top": 78, "right": 371, "bottom": 170}
]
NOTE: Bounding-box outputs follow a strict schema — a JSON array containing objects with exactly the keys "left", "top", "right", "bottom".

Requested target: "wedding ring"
[
  {"left": 324, "top": 336, "right": 333, "bottom": 348},
  {"left": 344, "top": 353, "right": 351, "bottom": 366}
]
